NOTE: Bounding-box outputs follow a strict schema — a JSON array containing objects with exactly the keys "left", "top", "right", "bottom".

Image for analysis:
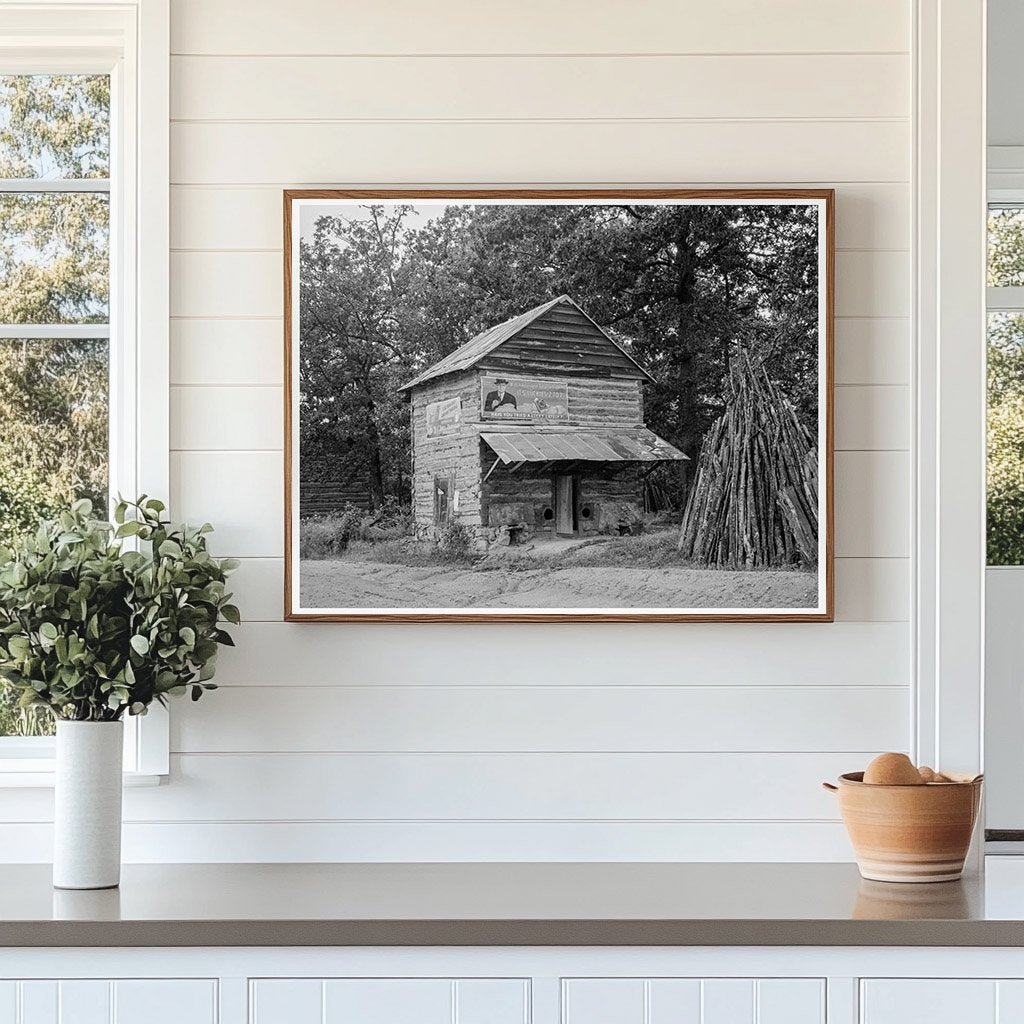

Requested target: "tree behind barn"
[{"left": 298, "top": 202, "right": 819, "bottom": 515}]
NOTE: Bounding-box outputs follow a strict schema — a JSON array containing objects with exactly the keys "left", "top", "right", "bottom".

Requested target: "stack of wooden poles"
[{"left": 678, "top": 349, "right": 819, "bottom": 569}]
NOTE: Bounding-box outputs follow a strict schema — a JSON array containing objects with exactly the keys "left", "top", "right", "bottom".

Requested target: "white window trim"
[
  {"left": 0, "top": 0, "right": 169, "bottom": 782},
  {"left": 913, "top": 0, "right": 987, "bottom": 806}
]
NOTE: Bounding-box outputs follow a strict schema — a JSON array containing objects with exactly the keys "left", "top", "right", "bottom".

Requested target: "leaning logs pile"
[{"left": 678, "top": 350, "right": 818, "bottom": 569}]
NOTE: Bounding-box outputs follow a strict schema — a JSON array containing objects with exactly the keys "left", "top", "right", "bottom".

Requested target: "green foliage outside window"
[
  {"left": 0, "top": 75, "right": 110, "bottom": 736},
  {"left": 988, "top": 209, "right": 1024, "bottom": 565}
]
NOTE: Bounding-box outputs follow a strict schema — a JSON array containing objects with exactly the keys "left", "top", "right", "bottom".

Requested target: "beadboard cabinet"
[
  {"left": 0, "top": 980, "right": 217, "bottom": 1024},
  {"left": 860, "top": 980, "right": 1024, "bottom": 1023},
  {"left": 4, "top": 950, "right": 1024, "bottom": 1024}
]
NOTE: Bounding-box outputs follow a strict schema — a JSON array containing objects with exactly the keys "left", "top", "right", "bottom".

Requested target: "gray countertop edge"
[{"left": 4, "top": 919, "right": 1024, "bottom": 948}]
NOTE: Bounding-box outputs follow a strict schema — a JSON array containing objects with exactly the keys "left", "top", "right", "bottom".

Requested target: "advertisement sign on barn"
[
  {"left": 426, "top": 397, "right": 462, "bottom": 437},
  {"left": 479, "top": 376, "right": 569, "bottom": 421}
]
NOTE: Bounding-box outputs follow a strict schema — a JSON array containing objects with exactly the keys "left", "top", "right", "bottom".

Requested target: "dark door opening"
[{"left": 554, "top": 474, "right": 577, "bottom": 535}]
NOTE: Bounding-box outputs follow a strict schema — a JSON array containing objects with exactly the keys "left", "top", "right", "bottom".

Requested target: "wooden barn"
[{"left": 399, "top": 295, "right": 688, "bottom": 547}]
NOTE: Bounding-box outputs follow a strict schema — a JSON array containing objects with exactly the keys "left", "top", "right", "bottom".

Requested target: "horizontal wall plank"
[
  {"left": 171, "top": 183, "right": 908, "bottom": 252},
  {"left": 170, "top": 684, "right": 909, "bottom": 754},
  {"left": 170, "top": 249, "right": 906, "bottom": 321},
  {"left": 171, "top": 451, "right": 283, "bottom": 557},
  {"left": 117, "top": 751, "right": 864, "bottom": 821},
  {"left": 171, "top": 252, "right": 280, "bottom": 317},
  {"left": 170, "top": 319, "right": 283, "bottom": 386},
  {"left": 227, "top": 557, "right": 909, "bottom": 624},
  {"left": 835, "top": 250, "right": 909, "bottom": 318},
  {"left": 834, "top": 451, "right": 909, "bottom": 557},
  {"left": 172, "top": 449, "right": 907, "bottom": 559},
  {"left": 223, "top": 557, "right": 283, "bottom": 620},
  {"left": 170, "top": 120, "right": 909, "bottom": 186},
  {"left": 834, "top": 318, "right": 909, "bottom": 385},
  {"left": 170, "top": 0, "right": 910, "bottom": 56},
  {"left": 833, "top": 558, "right": 909, "bottom": 621},
  {"left": 171, "top": 385, "right": 282, "bottom": 450},
  {"left": 211, "top": 621, "right": 909, "bottom": 687},
  {"left": 171, "top": 54, "right": 909, "bottom": 121},
  {"left": 835, "top": 385, "right": 909, "bottom": 450},
  {"left": 0, "top": 820, "right": 855, "bottom": 863}
]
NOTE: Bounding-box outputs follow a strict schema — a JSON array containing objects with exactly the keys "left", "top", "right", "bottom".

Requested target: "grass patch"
[
  {"left": 544, "top": 529, "right": 815, "bottom": 572},
  {"left": 343, "top": 538, "right": 477, "bottom": 568}
]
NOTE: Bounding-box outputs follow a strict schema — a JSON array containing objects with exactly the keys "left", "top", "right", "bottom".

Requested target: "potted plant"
[{"left": 0, "top": 497, "right": 239, "bottom": 889}]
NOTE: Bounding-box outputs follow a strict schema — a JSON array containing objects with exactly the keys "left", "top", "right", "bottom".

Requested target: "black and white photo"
[{"left": 285, "top": 190, "right": 833, "bottom": 621}]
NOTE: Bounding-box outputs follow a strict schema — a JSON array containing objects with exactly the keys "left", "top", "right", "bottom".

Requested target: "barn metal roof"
[
  {"left": 480, "top": 429, "right": 688, "bottom": 464},
  {"left": 398, "top": 295, "right": 654, "bottom": 392}
]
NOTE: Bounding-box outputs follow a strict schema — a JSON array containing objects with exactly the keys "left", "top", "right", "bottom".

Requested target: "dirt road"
[{"left": 299, "top": 559, "right": 817, "bottom": 610}]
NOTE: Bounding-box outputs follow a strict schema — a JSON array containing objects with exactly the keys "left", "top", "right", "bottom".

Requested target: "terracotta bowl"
[{"left": 823, "top": 772, "right": 983, "bottom": 883}]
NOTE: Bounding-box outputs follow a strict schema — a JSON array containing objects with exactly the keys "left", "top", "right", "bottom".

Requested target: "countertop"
[{"left": 5, "top": 861, "right": 1024, "bottom": 947}]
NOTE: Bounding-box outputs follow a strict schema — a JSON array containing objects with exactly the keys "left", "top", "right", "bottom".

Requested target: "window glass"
[
  {"left": 987, "top": 312, "right": 1024, "bottom": 565},
  {"left": 0, "top": 75, "right": 110, "bottom": 739},
  {"left": 0, "top": 192, "right": 109, "bottom": 323},
  {"left": 0, "top": 75, "right": 109, "bottom": 179}
]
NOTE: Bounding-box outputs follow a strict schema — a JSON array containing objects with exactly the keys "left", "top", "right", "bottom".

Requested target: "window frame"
[{"left": 0, "top": 0, "right": 169, "bottom": 782}]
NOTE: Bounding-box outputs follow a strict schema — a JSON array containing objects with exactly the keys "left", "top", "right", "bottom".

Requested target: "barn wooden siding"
[
  {"left": 410, "top": 364, "right": 654, "bottom": 535},
  {"left": 410, "top": 374, "right": 485, "bottom": 530},
  {"left": 484, "top": 459, "right": 643, "bottom": 536},
  {"left": 473, "top": 301, "right": 649, "bottom": 384},
  {"left": 299, "top": 479, "right": 371, "bottom": 518}
]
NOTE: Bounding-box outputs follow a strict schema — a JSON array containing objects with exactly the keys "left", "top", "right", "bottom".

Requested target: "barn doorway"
[{"left": 554, "top": 474, "right": 577, "bottom": 535}]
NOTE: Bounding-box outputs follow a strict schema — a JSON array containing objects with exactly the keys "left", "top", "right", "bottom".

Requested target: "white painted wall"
[{"left": 2, "top": 0, "right": 915, "bottom": 861}]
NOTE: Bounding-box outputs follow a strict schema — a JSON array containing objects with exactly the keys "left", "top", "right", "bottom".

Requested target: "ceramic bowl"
[{"left": 823, "top": 771, "right": 983, "bottom": 883}]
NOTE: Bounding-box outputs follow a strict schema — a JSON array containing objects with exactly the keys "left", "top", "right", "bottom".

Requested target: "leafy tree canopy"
[{"left": 299, "top": 202, "right": 819, "bottom": 510}]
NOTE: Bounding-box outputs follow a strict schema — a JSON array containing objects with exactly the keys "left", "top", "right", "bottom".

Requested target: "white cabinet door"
[
  {"left": 861, "top": 980, "right": 1024, "bottom": 1024},
  {"left": 562, "top": 978, "right": 825, "bottom": 1024},
  {"left": 249, "top": 978, "right": 529, "bottom": 1024},
  {"left": 0, "top": 980, "right": 216, "bottom": 1024}
]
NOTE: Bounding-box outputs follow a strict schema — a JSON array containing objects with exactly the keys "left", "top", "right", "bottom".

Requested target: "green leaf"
[
  {"left": 39, "top": 622, "right": 58, "bottom": 641},
  {"left": 220, "top": 604, "right": 241, "bottom": 625},
  {"left": 130, "top": 634, "right": 150, "bottom": 656},
  {"left": 158, "top": 539, "right": 183, "bottom": 559},
  {"left": 8, "top": 635, "right": 30, "bottom": 657}
]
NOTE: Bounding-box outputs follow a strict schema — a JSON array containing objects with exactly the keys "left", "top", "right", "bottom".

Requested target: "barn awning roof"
[{"left": 480, "top": 429, "right": 688, "bottom": 464}]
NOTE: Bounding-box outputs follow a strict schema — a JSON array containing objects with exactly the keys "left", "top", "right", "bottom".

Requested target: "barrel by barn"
[{"left": 399, "top": 295, "right": 688, "bottom": 548}]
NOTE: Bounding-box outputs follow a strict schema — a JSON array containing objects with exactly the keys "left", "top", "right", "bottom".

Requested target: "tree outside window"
[
  {"left": 988, "top": 208, "right": 1024, "bottom": 566},
  {"left": 0, "top": 75, "right": 110, "bottom": 736}
]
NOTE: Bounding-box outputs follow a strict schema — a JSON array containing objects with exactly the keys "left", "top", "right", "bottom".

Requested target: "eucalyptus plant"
[{"left": 0, "top": 497, "right": 239, "bottom": 722}]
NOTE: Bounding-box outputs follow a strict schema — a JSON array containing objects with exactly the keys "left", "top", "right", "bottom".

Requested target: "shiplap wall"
[{"left": 3, "top": 0, "right": 915, "bottom": 861}]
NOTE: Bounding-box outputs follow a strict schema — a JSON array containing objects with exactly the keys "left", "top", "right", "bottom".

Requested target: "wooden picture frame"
[{"left": 284, "top": 189, "right": 834, "bottom": 622}]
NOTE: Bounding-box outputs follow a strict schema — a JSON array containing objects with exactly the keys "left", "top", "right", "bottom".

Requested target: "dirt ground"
[{"left": 298, "top": 557, "right": 818, "bottom": 611}]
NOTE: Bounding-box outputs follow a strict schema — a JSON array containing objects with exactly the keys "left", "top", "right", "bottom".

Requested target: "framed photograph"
[{"left": 284, "top": 189, "right": 834, "bottom": 622}]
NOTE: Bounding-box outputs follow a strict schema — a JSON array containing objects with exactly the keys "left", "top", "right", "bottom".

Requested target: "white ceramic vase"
[{"left": 53, "top": 720, "right": 124, "bottom": 890}]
